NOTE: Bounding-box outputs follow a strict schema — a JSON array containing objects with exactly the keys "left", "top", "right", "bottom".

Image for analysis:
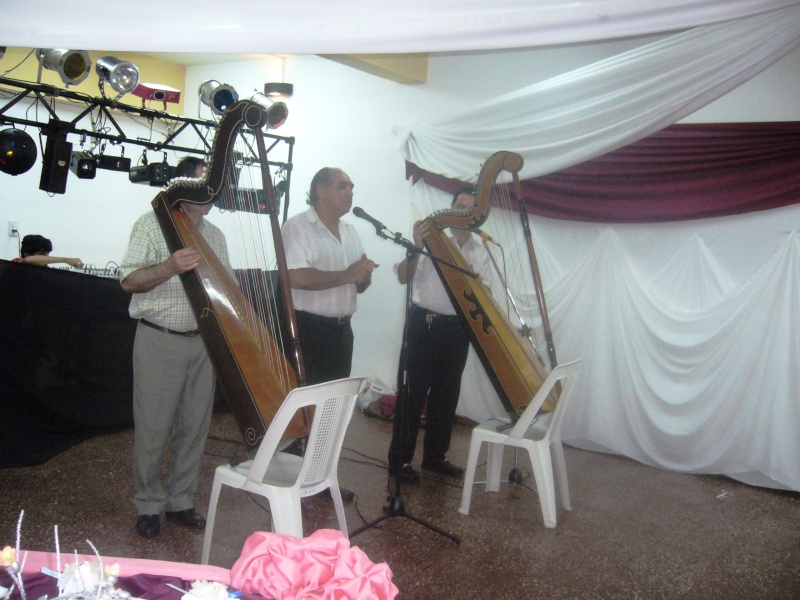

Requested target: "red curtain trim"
[{"left": 406, "top": 122, "right": 800, "bottom": 223}]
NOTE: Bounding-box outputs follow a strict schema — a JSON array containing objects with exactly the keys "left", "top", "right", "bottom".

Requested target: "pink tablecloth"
[
  {"left": 13, "top": 530, "right": 398, "bottom": 600},
  {"left": 19, "top": 550, "right": 231, "bottom": 584}
]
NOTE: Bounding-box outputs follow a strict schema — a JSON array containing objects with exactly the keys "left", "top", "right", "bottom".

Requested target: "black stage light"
[
  {"left": 39, "top": 140, "right": 72, "bottom": 194},
  {"left": 97, "top": 155, "right": 132, "bottom": 172},
  {"left": 0, "top": 128, "right": 38, "bottom": 176},
  {"left": 70, "top": 151, "right": 97, "bottom": 179},
  {"left": 264, "top": 82, "right": 293, "bottom": 97},
  {"left": 129, "top": 162, "right": 175, "bottom": 186}
]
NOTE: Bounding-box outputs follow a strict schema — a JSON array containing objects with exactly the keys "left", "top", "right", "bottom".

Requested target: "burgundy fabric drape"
[{"left": 406, "top": 122, "right": 800, "bottom": 223}]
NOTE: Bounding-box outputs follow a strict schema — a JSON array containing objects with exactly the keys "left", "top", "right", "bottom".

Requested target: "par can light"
[
  {"left": 199, "top": 80, "right": 238, "bottom": 116},
  {"left": 96, "top": 56, "right": 140, "bottom": 95},
  {"left": 37, "top": 49, "right": 92, "bottom": 86}
]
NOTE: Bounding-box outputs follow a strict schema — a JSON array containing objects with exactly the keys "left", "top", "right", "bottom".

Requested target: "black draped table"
[{"left": 0, "top": 260, "right": 137, "bottom": 468}]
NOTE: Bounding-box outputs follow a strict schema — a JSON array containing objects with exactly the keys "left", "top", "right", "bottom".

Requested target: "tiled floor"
[{"left": 1, "top": 407, "right": 799, "bottom": 599}]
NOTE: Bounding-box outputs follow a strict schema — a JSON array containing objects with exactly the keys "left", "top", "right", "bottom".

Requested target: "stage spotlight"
[
  {"left": 37, "top": 49, "right": 92, "bottom": 86},
  {"left": 129, "top": 161, "right": 175, "bottom": 186},
  {"left": 0, "top": 128, "right": 38, "bottom": 176},
  {"left": 96, "top": 154, "right": 132, "bottom": 172},
  {"left": 70, "top": 151, "right": 97, "bottom": 179},
  {"left": 96, "top": 56, "right": 140, "bottom": 96},
  {"left": 250, "top": 93, "right": 288, "bottom": 129},
  {"left": 199, "top": 80, "right": 238, "bottom": 116},
  {"left": 264, "top": 82, "right": 293, "bottom": 98}
]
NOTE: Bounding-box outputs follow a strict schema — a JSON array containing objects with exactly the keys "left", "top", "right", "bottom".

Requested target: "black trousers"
[
  {"left": 295, "top": 310, "right": 354, "bottom": 385},
  {"left": 388, "top": 305, "right": 469, "bottom": 469}
]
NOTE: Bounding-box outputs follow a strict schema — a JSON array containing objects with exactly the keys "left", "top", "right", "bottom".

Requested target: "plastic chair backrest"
[
  {"left": 245, "top": 377, "right": 365, "bottom": 488},
  {"left": 508, "top": 359, "right": 583, "bottom": 441}
]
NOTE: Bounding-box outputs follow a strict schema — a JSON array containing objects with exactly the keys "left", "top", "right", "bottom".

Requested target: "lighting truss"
[{"left": 0, "top": 76, "right": 294, "bottom": 171}]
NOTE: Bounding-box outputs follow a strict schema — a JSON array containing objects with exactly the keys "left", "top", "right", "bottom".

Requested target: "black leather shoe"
[
  {"left": 319, "top": 487, "right": 355, "bottom": 502},
  {"left": 165, "top": 508, "right": 206, "bottom": 529},
  {"left": 391, "top": 464, "right": 420, "bottom": 484},
  {"left": 135, "top": 514, "right": 160, "bottom": 537},
  {"left": 422, "top": 459, "right": 464, "bottom": 478}
]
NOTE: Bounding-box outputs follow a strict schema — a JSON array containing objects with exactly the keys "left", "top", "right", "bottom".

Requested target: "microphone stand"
[{"left": 349, "top": 224, "right": 465, "bottom": 544}]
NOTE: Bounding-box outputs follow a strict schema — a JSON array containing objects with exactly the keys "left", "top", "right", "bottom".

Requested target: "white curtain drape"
[
  {"left": 1, "top": 1, "right": 797, "bottom": 54},
  {"left": 411, "top": 187, "right": 800, "bottom": 493},
  {"left": 399, "top": 5, "right": 800, "bottom": 179},
  {"left": 399, "top": 8, "right": 800, "bottom": 492}
]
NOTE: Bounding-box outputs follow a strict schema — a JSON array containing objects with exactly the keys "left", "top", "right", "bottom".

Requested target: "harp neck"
[
  {"left": 162, "top": 100, "right": 266, "bottom": 208},
  {"left": 430, "top": 151, "right": 523, "bottom": 231}
]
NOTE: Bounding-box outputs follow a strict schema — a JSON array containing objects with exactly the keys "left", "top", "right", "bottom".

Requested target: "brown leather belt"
[{"left": 140, "top": 318, "right": 201, "bottom": 337}]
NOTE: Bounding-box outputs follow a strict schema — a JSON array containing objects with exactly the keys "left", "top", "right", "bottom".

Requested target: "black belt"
[
  {"left": 412, "top": 304, "right": 460, "bottom": 321},
  {"left": 296, "top": 310, "right": 352, "bottom": 325},
  {"left": 139, "top": 318, "right": 201, "bottom": 337}
]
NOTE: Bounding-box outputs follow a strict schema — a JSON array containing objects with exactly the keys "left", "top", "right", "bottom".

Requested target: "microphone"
[
  {"left": 272, "top": 180, "right": 287, "bottom": 212},
  {"left": 473, "top": 228, "right": 499, "bottom": 244},
  {"left": 352, "top": 206, "right": 388, "bottom": 233}
]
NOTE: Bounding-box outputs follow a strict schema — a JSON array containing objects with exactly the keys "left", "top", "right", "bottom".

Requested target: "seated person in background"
[{"left": 13, "top": 234, "right": 83, "bottom": 268}]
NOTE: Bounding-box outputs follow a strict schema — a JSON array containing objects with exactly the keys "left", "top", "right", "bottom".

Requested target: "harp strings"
[
  {"left": 482, "top": 171, "right": 547, "bottom": 366},
  {"left": 214, "top": 128, "right": 294, "bottom": 391}
]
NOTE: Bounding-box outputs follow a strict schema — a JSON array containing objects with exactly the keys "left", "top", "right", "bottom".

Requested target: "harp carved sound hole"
[{"left": 464, "top": 289, "right": 492, "bottom": 335}]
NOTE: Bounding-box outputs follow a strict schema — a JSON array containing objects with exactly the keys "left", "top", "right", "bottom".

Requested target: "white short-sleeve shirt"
[{"left": 282, "top": 206, "right": 365, "bottom": 318}]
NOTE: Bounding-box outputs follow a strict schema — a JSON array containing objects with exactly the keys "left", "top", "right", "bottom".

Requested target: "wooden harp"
[
  {"left": 151, "top": 100, "right": 309, "bottom": 451},
  {"left": 421, "top": 151, "right": 557, "bottom": 416}
]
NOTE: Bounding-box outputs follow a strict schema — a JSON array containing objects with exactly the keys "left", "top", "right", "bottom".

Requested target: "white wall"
[
  {"left": 1, "top": 38, "right": 798, "bottom": 388},
  {"left": 0, "top": 121, "right": 156, "bottom": 269}
]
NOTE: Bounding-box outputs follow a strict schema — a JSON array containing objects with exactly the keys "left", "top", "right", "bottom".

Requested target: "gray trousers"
[{"left": 132, "top": 322, "right": 214, "bottom": 515}]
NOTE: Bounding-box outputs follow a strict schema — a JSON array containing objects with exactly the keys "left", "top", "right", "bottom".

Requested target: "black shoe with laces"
[
  {"left": 421, "top": 459, "right": 465, "bottom": 478},
  {"left": 391, "top": 464, "right": 420, "bottom": 484}
]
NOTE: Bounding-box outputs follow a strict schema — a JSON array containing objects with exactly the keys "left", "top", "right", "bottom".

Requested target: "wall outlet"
[{"left": 8, "top": 221, "right": 18, "bottom": 236}]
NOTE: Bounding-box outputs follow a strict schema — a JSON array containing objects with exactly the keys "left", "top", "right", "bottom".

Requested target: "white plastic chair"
[
  {"left": 458, "top": 359, "right": 582, "bottom": 528},
  {"left": 201, "top": 377, "right": 365, "bottom": 564}
]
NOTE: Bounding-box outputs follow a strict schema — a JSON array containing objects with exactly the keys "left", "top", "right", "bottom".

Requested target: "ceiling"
[
  {"left": 140, "top": 52, "right": 429, "bottom": 84},
  {"left": 139, "top": 52, "right": 272, "bottom": 66}
]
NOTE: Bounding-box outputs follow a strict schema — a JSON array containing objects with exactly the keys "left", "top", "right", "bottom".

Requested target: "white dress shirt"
[
  {"left": 399, "top": 231, "right": 492, "bottom": 315},
  {"left": 282, "top": 206, "right": 366, "bottom": 318}
]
